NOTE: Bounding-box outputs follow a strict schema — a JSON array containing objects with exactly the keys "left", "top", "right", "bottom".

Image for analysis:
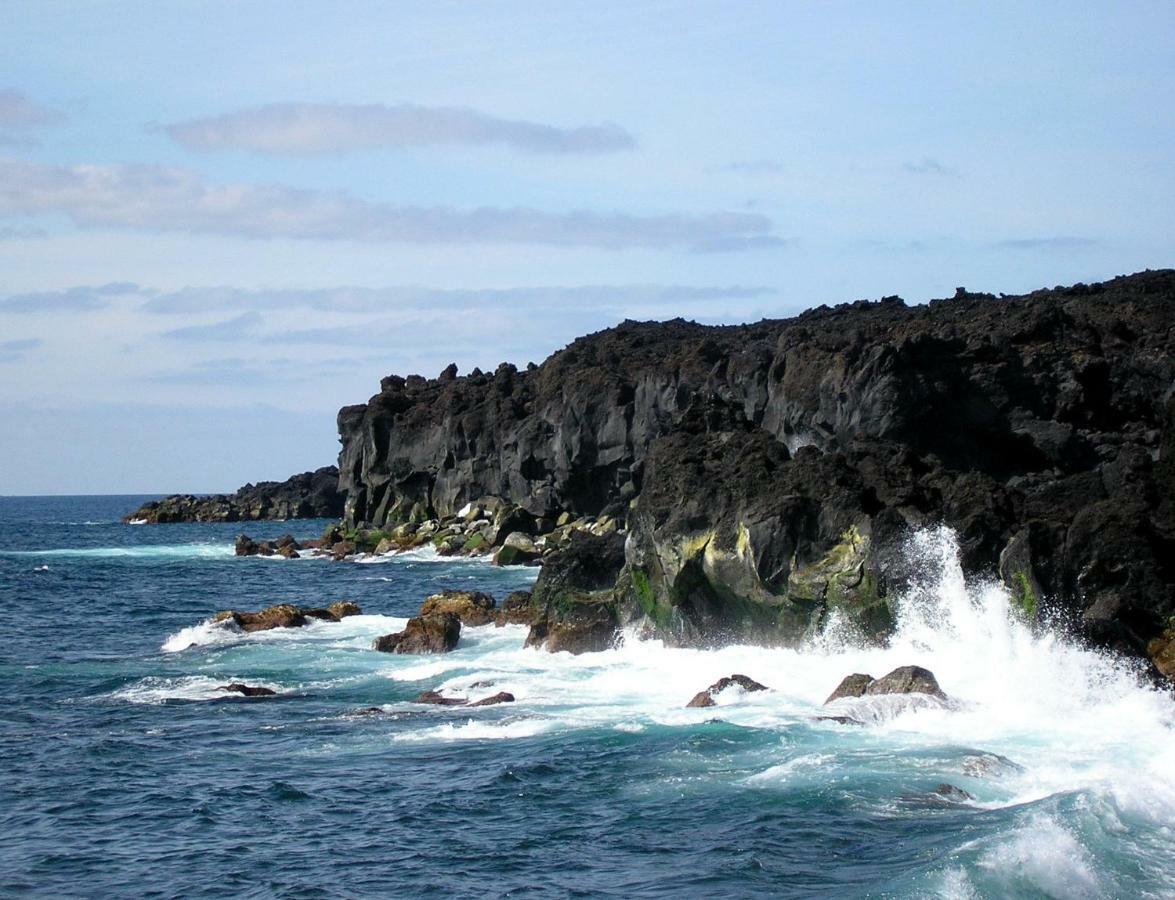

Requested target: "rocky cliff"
[
  {"left": 337, "top": 271, "right": 1175, "bottom": 677},
  {"left": 123, "top": 466, "right": 344, "bottom": 523}
]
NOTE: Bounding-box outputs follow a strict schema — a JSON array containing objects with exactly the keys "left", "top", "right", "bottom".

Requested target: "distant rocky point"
[{"left": 123, "top": 466, "right": 344, "bottom": 523}]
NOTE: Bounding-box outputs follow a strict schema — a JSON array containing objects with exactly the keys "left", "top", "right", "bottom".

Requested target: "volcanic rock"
[
  {"left": 216, "top": 683, "right": 277, "bottom": 697},
  {"left": 686, "top": 674, "right": 769, "bottom": 708},
  {"left": 495, "top": 590, "right": 540, "bottom": 626},
  {"left": 124, "top": 466, "right": 343, "bottom": 523},
  {"left": 825, "top": 673, "right": 875, "bottom": 703},
  {"left": 419, "top": 590, "right": 496, "bottom": 626},
  {"left": 373, "top": 613, "right": 461, "bottom": 654},
  {"left": 213, "top": 601, "right": 362, "bottom": 632},
  {"left": 334, "top": 271, "right": 1175, "bottom": 679}
]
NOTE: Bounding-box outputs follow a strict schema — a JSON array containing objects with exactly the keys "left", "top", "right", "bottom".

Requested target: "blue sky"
[{"left": 1, "top": 0, "right": 1172, "bottom": 493}]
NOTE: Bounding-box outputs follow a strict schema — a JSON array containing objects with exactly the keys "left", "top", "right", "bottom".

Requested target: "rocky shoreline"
[
  {"left": 123, "top": 466, "right": 344, "bottom": 524},
  {"left": 329, "top": 271, "right": 1175, "bottom": 683}
]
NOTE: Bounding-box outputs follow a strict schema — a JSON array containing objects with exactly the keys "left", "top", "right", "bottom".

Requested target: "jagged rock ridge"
[
  {"left": 336, "top": 271, "right": 1175, "bottom": 676},
  {"left": 124, "top": 466, "right": 344, "bottom": 523}
]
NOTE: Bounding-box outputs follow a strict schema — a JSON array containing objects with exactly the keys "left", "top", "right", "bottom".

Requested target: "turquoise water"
[{"left": 1, "top": 496, "right": 1172, "bottom": 898}]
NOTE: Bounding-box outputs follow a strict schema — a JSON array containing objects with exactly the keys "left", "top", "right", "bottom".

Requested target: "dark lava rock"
[
  {"left": 816, "top": 715, "right": 863, "bottom": 726},
  {"left": 524, "top": 531, "right": 626, "bottom": 654},
  {"left": 124, "top": 466, "right": 343, "bottom": 524},
  {"left": 825, "top": 673, "right": 875, "bottom": 703},
  {"left": 686, "top": 673, "right": 770, "bottom": 708},
  {"left": 216, "top": 683, "right": 276, "bottom": 697},
  {"left": 495, "top": 590, "right": 541, "bottom": 627},
  {"left": 493, "top": 532, "right": 542, "bottom": 566},
  {"left": 866, "top": 665, "right": 946, "bottom": 699},
  {"left": 933, "top": 783, "right": 974, "bottom": 802},
  {"left": 414, "top": 690, "right": 468, "bottom": 706},
  {"left": 413, "top": 689, "right": 515, "bottom": 707},
  {"left": 824, "top": 666, "right": 946, "bottom": 703},
  {"left": 334, "top": 271, "right": 1175, "bottom": 680},
  {"left": 373, "top": 613, "right": 461, "bottom": 654},
  {"left": 214, "top": 601, "right": 361, "bottom": 632},
  {"left": 468, "top": 691, "right": 515, "bottom": 707},
  {"left": 419, "top": 590, "right": 496, "bottom": 626}
]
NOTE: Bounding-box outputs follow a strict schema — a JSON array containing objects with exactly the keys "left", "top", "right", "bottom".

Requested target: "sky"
[{"left": 1, "top": 0, "right": 1172, "bottom": 494}]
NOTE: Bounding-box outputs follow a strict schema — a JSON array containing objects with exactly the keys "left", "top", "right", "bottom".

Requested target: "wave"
[
  {"left": 0, "top": 543, "right": 235, "bottom": 560},
  {"left": 106, "top": 675, "right": 285, "bottom": 704},
  {"left": 162, "top": 612, "right": 408, "bottom": 653}
]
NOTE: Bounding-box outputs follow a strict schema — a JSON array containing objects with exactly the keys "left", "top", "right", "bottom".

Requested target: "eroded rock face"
[
  {"left": 336, "top": 272, "right": 1175, "bottom": 675},
  {"left": 686, "top": 674, "right": 769, "bottom": 708},
  {"left": 420, "top": 591, "right": 496, "bottom": 626},
  {"left": 825, "top": 673, "right": 875, "bottom": 703},
  {"left": 495, "top": 590, "right": 540, "bottom": 627},
  {"left": 373, "top": 613, "right": 461, "bottom": 654},
  {"left": 524, "top": 532, "right": 625, "bottom": 654},
  {"left": 124, "top": 467, "right": 343, "bottom": 523}
]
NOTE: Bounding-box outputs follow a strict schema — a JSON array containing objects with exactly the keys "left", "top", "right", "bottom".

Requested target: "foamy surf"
[{"left": 0, "top": 543, "right": 235, "bottom": 560}]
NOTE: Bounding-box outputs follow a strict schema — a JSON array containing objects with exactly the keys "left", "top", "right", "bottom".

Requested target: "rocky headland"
[
  {"left": 123, "top": 466, "right": 344, "bottom": 523},
  {"left": 333, "top": 270, "right": 1175, "bottom": 682}
]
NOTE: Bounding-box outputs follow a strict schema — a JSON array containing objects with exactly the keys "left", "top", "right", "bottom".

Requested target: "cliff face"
[
  {"left": 124, "top": 466, "right": 344, "bottom": 523},
  {"left": 337, "top": 271, "right": 1175, "bottom": 670}
]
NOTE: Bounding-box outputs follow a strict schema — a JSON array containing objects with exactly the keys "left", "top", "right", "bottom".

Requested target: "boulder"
[
  {"left": 823, "top": 666, "right": 947, "bottom": 704},
  {"left": 493, "top": 532, "right": 541, "bottom": 566},
  {"left": 525, "top": 531, "right": 625, "bottom": 654},
  {"left": 686, "top": 674, "right": 769, "bottom": 708},
  {"left": 865, "top": 665, "right": 946, "bottom": 699},
  {"left": 824, "top": 673, "right": 875, "bottom": 703},
  {"left": 215, "top": 603, "right": 307, "bottom": 631},
  {"left": 330, "top": 540, "right": 356, "bottom": 560},
  {"left": 216, "top": 683, "right": 276, "bottom": 697},
  {"left": 373, "top": 613, "right": 461, "bottom": 654},
  {"left": 276, "top": 545, "right": 300, "bottom": 559},
  {"left": 214, "top": 601, "right": 361, "bottom": 631},
  {"left": 420, "top": 590, "right": 496, "bottom": 626}
]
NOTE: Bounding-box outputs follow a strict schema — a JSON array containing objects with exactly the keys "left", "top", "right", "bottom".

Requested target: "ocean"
[{"left": 1, "top": 495, "right": 1172, "bottom": 898}]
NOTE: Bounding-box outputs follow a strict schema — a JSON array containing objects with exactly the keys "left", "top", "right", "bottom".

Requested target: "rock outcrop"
[
  {"left": 824, "top": 666, "right": 947, "bottom": 703},
  {"left": 419, "top": 590, "right": 497, "bottom": 626},
  {"left": 336, "top": 271, "right": 1175, "bottom": 678},
  {"left": 372, "top": 613, "right": 461, "bottom": 654},
  {"left": 213, "top": 601, "right": 360, "bottom": 632},
  {"left": 686, "top": 674, "right": 769, "bottom": 708},
  {"left": 124, "top": 466, "right": 344, "bottom": 523},
  {"left": 215, "top": 683, "right": 277, "bottom": 697}
]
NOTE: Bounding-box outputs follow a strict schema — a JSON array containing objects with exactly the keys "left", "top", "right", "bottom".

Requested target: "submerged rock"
[
  {"left": 686, "top": 674, "right": 769, "bottom": 708},
  {"left": 373, "top": 613, "right": 461, "bottom": 654},
  {"left": 216, "top": 683, "right": 276, "bottom": 697},
  {"left": 413, "top": 689, "right": 515, "bottom": 707}
]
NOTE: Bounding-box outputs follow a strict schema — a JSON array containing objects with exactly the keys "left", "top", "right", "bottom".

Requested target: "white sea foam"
[
  {"left": 161, "top": 612, "right": 407, "bottom": 653},
  {"left": 108, "top": 675, "right": 285, "bottom": 704},
  {"left": 0, "top": 543, "right": 235, "bottom": 560},
  {"left": 391, "top": 717, "right": 555, "bottom": 743}
]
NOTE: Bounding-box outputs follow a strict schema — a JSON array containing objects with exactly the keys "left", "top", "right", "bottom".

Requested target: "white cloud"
[
  {"left": 165, "top": 102, "right": 636, "bottom": 155},
  {"left": 0, "top": 282, "right": 144, "bottom": 313},
  {"left": 0, "top": 157, "right": 780, "bottom": 251}
]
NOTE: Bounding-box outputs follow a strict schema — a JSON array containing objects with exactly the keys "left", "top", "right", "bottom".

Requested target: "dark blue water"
[{"left": 1, "top": 496, "right": 1172, "bottom": 898}]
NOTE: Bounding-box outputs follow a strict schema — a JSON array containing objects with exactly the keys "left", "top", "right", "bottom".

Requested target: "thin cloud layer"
[
  {"left": 0, "top": 89, "right": 63, "bottom": 129},
  {"left": 991, "top": 237, "right": 1098, "bottom": 251},
  {"left": 0, "top": 282, "right": 143, "bottom": 313},
  {"left": 0, "top": 157, "right": 779, "bottom": 251},
  {"left": 166, "top": 102, "right": 635, "bottom": 155},
  {"left": 0, "top": 337, "right": 41, "bottom": 363},
  {"left": 143, "top": 283, "right": 775, "bottom": 315}
]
